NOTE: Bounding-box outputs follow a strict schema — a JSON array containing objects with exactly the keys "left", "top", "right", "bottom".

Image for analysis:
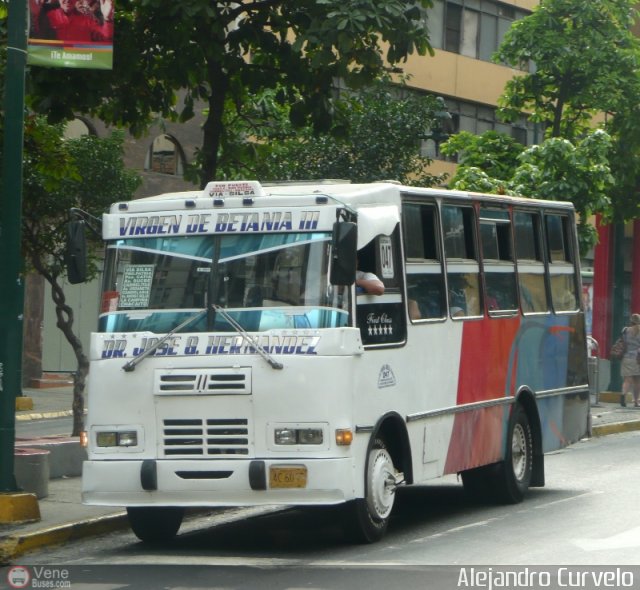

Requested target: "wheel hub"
[
  {"left": 367, "top": 448, "right": 397, "bottom": 520},
  {"left": 511, "top": 423, "right": 528, "bottom": 482}
]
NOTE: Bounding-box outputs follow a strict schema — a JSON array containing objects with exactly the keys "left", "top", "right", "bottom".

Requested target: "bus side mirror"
[
  {"left": 330, "top": 221, "right": 357, "bottom": 285},
  {"left": 65, "top": 220, "right": 88, "bottom": 284}
]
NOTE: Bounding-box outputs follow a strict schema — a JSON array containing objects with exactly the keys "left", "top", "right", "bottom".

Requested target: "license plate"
[{"left": 269, "top": 466, "right": 307, "bottom": 489}]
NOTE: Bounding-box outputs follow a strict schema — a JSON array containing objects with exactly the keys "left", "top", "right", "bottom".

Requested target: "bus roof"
[{"left": 111, "top": 180, "right": 575, "bottom": 215}]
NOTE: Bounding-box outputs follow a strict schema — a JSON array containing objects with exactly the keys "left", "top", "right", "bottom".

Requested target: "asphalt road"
[
  {"left": 10, "top": 430, "right": 640, "bottom": 590},
  {"left": 15, "top": 415, "right": 73, "bottom": 438}
]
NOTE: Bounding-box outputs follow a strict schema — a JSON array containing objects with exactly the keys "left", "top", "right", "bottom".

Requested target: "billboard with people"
[{"left": 27, "top": 0, "right": 114, "bottom": 69}]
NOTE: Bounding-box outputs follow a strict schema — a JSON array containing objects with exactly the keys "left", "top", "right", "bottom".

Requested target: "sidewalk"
[
  {"left": 2, "top": 385, "right": 128, "bottom": 563},
  {"left": 2, "top": 386, "right": 640, "bottom": 563}
]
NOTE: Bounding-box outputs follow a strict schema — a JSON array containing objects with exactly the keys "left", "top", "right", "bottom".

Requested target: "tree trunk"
[
  {"left": 199, "top": 61, "right": 230, "bottom": 188},
  {"left": 22, "top": 272, "right": 45, "bottom": 387},
  {"left": 32, "top": 257, "right": 88, "bottom": 436}
]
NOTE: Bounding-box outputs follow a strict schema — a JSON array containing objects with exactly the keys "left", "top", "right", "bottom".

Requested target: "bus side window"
[
  {"left": 402, "top": 202, "right": 446, "bottom": 321},
  {"left": 514, "top": 210, "right": 548, "bottom": 313},
  {"left": 545, "top": 213, "right": 578, "bottom": 312},
  {"left": 480, "top": 207, "right": 518, "bottom": 315},
  {"left": 442, "top": 204, "right": 481, "bottom": 318}
]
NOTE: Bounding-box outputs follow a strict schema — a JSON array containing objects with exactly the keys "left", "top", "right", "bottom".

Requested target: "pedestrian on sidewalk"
[{"left": 620, "top": 313, "right": 640, "bottom": 407}]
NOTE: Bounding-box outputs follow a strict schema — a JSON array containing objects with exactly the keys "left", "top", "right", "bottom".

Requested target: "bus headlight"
[
  {"left": 274, "top": 428, "right": 323, "bottom": 445},
  {"left": 96, "top": 430, "right": 138, "bottom": 447},
  {"left": 117, "top": 431, "right": 138, "bottom": 447}
]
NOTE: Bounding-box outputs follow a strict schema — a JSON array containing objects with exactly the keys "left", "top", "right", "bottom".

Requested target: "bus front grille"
[
  {"left": 162, "top": 418, "right": 250, "bottom": 457},
  {"left": 155, "top": 368, "right": 252, "bottom": 395}
]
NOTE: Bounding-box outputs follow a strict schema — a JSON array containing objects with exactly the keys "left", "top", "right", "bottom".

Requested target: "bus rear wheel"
[
  {"left": 494, "top": 403, "right": 533, "bottom": 503},
  {"left": 345, "top": 438, "right": 399, "bottom": 543},
  {"left": 127, "top": 506, "right": 184, "bottom": 543},
  {"left": 461, "top": 404, "right": 533, "bottom": 504}
]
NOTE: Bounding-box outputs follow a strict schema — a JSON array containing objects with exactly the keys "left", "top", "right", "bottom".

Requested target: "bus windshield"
[{"left": 98, "top": 232, "right": 349, "bottom": 333}]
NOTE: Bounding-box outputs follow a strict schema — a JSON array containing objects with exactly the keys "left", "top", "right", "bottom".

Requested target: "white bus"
[{"left": 74, "top": 180, "right": 589, "bottom": 543}]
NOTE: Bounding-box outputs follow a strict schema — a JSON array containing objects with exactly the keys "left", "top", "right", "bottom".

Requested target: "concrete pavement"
[
  {"left": 2, "top": 385, "right": 127, "bottom": 563},
  {"left": 2, "top": 385, "right": 640, "bottom": 563}
]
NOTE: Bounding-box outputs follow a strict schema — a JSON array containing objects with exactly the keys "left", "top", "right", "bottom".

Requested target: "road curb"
[
  {"left": 0, "top": 512, "right": 128, "bottom": 563},
  {"left": 15, "top": 410, "right": 74, "bottom": 422},
  {"left": 591, "top": 419, "right": 640, "bottom": 437}
]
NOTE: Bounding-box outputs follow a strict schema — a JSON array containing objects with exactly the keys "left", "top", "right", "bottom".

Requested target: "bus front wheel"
[
  {"left": 127, "top": 506, "right": 184, "bottom": 543},
  {"left": 345, "top": 438, "right": 399, "bottom": 543}
]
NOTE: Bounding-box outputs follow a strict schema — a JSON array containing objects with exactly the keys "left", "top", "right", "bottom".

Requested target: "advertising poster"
[{"left": 27, "top": 0, "right": 114, "bottom": 70}]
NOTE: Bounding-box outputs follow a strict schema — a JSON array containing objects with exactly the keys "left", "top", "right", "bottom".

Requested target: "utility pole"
[
  {"left": 609, "top": 221, "right": 626, "bottom": 395},
  {"left": 0, "top": 0, "right": 29, "bottom": 495}
]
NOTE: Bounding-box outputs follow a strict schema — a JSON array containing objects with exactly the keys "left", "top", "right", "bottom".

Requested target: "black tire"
[
  {"left": 345, "top": 438, "right": 398, "bottom": 544},
  {"left": 462, "top": 404, "right": 533, "bottom": 505},
  {"left": 127, "top": 507, "right": 184, "bottom": 543},
  {"left": 494, "top": 403, "right": 533, "bottom": 504},
  {"left": 461, "top": 463, "right": 498, "bottom": 503}
]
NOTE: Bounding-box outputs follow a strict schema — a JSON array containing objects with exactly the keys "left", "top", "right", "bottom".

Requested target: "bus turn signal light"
[{"left": 335, "top": 429, "right": 353, "bottom": 446}]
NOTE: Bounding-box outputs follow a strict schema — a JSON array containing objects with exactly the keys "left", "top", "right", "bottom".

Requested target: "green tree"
[
  {"left": 440, "top": 130, "right": 523, "bottom": 189},
  {"left": 601, "top": 101, "right": 640, "bottom": 221},
  {"left": 442, "top": 129, "right": 613, "bottom": 254},
  {"left": 495, "top": 0, "right": 640, "bottom": 140},
  {"left": 442, "top": 0, "right": 640, "bottom": 250},
  {"left": 246, "top": 83, "right": 447, "bottom": 186},
  {"left": 17, "top": 119, "right": 140, "bottom": 434},
  {"left": 26, "top": 0, "right": 435, "bottom": 187},
  {"left": 510, "top": 131, "right": 614, "bottom": 253}
]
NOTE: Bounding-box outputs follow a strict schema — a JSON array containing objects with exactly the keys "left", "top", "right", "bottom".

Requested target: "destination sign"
[{"left": 105, "top": 210, "right": 324, "bottom": 239}]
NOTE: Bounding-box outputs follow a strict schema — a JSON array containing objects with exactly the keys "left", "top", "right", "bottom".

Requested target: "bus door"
[{"left": 355, "top": 228, "right": 406, "bottom": 347}]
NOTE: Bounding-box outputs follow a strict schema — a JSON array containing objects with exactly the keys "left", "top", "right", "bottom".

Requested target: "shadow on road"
[
  {"left": 161, "top": 483, "right": 538, "bottom": 555},
  {"left": 109, "top": 482, "right": 565, "bottom": 560}
]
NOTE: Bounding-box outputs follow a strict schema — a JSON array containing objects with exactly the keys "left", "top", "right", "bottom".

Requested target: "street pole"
[
  {"left": 0, "top": 0, "right": 28, "bottom": 492},
  {"left": 608, "top": 220, "right": 626, "bottom": 395}
]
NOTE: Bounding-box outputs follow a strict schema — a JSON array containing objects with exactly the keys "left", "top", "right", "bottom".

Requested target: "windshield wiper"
[
  {"left": 122, "top": 309, "right": 207, "bottom": 372},
  {"left": 213, "top": 305, "right": 284, "bottom": 370}
]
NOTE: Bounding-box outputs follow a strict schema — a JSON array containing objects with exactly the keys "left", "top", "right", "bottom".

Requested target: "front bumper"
[{"left": 82, "top": 457, "right": 355, "bottom": 507}]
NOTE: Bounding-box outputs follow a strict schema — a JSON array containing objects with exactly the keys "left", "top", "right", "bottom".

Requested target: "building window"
[
  {"left": 428, "top": 0, "right": 530, "bottom": 63},
  {"left": 145, "top": 134, "right": 185, "bottom": 176},
  {"left": 419, "top": 94, "right": 538, "bottom": 161}
]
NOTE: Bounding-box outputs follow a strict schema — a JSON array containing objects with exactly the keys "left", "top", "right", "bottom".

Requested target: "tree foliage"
[
  {"left": 24, "top": 0, "right": 435, "bottom": 186},
  {"left": 442, "top": 129, "right": 613, "bottom": 254},
  {"left": 440, "top": 131, "right": 523, "bottom": 185},
  {"left": 13, "top": 118, "right": 141, "bottom": 434},
  {"left": 605, "top": 104, "right": 640, "bottom": 220},
  {"left": 244, "top": 83, "right": 446, "bottom": 186},
  {"left": 510, "top": 132, "right": 614, "bottom": 253},
  {"left": 495, "top": 0, "right": 640, "bottom": 141},
  {"left": 445, "top": 0, "right": 640, "bottom": 241}
]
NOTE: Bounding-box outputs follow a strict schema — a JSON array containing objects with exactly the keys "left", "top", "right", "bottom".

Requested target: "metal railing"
[{"left": 587, "top": 336, "right": 600, "bottom": 407}]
